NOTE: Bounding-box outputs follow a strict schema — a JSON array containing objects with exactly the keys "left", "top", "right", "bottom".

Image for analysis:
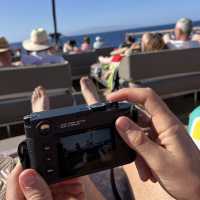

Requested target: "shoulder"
[
  {"left": 43, "top": 55, "right": 65, "bottom": 64},
  {"left": 21, "top": 54, "right": 40, "bottom": 65}
]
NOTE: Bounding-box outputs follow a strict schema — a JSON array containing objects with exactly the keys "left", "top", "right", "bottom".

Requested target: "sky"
[{"left": 0, "top": 0, "right": 200, "bottom": 42}]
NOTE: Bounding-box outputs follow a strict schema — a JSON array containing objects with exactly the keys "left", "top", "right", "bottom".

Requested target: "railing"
[{"left": 126, "top": 26, "right": 200, "bottom": 38}]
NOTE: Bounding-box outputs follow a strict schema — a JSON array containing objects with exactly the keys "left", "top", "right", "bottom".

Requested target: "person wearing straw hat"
[
  {"left": 93, "top": 36, "right": 104, "bottom": 49},
  {"left": 21, "top": 28, "right": 65, "bottom": 66},
  {"left": 0, "top": 37, "right": 13, "bottom": 67}
]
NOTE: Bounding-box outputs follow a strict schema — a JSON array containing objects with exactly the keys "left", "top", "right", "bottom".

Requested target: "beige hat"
[
  {"left": 0, "top": 37, "right": 9, "bottom": 53},
  {"left": 23, "top": 28, "right": 51, "bottom": 51}
]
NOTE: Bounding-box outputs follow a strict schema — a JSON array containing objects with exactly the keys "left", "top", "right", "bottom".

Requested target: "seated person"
[
  {"left": 81, "top": 36, "right": 91, "bottom": 52},
  {"left": 0, "top": 37, "right": 15, "bottom": 67},
  {"left": 21, "top": 28, "right": 65, "bottom": 65},
  {"left": 92, "top": 32, "right": 167, "bottom": 91},
  {"left": 63, "top": 40, "right": 80, "bottom": 54},
  {"left": 165, "top": 18, "right": 199, "bottom": 49},
  {"left": 93, "top": 36, "right": 104, "bottom": 49},
  {"left": 142, "top": 33, "right": 168, "bottom": 52},
  {"left": 120, "top": 35, "right": 135, "bottom": 48}
]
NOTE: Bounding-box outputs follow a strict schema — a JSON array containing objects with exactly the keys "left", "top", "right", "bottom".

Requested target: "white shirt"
[
  {"left": 167, "top": 40, "right": 200, "bottom": 49},
  {"left": 93, "top": 41, "right": 104, "bottom": 49},
  {"left": 21, "top": 51, "right": 65, "bottom": 66}
]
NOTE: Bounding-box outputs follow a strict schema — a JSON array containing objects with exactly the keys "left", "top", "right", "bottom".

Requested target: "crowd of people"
[
  {"left": 90, "top": 18, "right": 200, "bottom": 91},
  {"left": 1, "top": 17, "right": 200, "bottom": 200},
  {"left": 0, "top": 17, "right": 199, "bottom": 69},
  {"left": 63, "top": 36, "right": 105, "bottom": 54},
  {"left": 0, "top": 28, "right": 106, "bottom": 67}
]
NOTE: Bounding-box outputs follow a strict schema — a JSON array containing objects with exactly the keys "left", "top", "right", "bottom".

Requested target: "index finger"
[{"left": 107, "top": 88, "right": 180, "bottom": 134}]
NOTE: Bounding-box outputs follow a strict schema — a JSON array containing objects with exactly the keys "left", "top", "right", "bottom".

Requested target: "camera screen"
[{"left": 57, "top": 128, "right": 115, "bottom": 177}]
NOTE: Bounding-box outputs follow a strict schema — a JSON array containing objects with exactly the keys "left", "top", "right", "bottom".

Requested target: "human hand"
[
  {"left": 6, "top": 163, "right": 85, "bottom": 200},
  {"left": 107, "top": 88, "right": 200, "bottom": 200}
]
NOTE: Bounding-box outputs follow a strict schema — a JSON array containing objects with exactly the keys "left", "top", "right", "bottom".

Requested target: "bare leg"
[
  {"left": 30, "top": 85, "right": 105, "bottom": 199},
  {"left": 80, "top": 77, "right": 101, "bottom": 105},
  {"left": 123, "top": 164, "right": 175, "bottom": 200},
  {"left": 81, "top": 176, "right": 105, "bottom": 200},
  {"left": 31, "top": 86, "right": 50, "bottom": 112}
]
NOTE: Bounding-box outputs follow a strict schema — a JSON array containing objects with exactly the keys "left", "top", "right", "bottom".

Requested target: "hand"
[
  {"left": 6, "top": 163, "right": 85, "bottom": 200},
  {"left": 107, "top": 88, "right": 200, "bottom": 200}
]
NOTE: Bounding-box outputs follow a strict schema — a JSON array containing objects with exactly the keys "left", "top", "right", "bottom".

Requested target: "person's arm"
[
  {"left": 107, "top": 88, "right": 200, "bottom": 200},
  {"left": 110, "top": 47, "right": 128, "bottom": 56}
]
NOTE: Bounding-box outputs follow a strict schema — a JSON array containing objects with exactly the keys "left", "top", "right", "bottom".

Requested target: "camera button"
[
  {"left": 89, "top": 103, "right": 107, "bottom": 111},
  {"left": 46, "top": 157, "right": 52, "bottom": 161},
  {"left": 46, "top": 168, "right": 55, "bottom": 174},
  {"left": 109, "top": 102, "right": 119, "bottom": 108},
  {"left": 43, "top": 145, "right": 51, "bottom": 151},
  {"left": 37, "top": 122, "right": 51, "bottom": 136}
]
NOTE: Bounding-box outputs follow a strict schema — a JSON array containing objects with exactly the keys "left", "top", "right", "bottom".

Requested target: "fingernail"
[
  {"left": 117, "top": 118, "right": 131, "bottom": 132},
  {"left": 21, "top": 172, "right": 37, "bottom": 189}
]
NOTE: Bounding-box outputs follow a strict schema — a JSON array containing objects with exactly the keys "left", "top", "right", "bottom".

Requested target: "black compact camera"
[{"left": 18, "top": 102, "right": 138, "bottom": 184}]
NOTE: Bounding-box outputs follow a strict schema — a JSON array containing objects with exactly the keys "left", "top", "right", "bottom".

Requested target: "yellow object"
[{"left": 191, "top": 118, "right": 200, "bottom": 140}]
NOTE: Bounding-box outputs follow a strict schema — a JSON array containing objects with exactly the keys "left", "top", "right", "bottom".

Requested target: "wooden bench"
[
  {"left": 95, "top": 47, "right": 114, "bottom": 57},
  {"left": 0, "top": 63, "right": 73, "bottom": 127},
  {"left": 63, "top": 47, "right": 114, "bottom": 79}
]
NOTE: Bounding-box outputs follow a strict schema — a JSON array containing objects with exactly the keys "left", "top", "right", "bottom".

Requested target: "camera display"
[
  {"left": 58, "top": 128, "right": 114, "bottom": 177},
  {"left": 18, "top": 102, "right": 138, "bottom": 184}
]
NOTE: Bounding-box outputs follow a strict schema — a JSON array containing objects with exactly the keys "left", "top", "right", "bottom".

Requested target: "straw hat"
[
  {"left": 0, "top": 37, "right": 9, "bottom": 53},
  {"left": 23, "top": 28, "right": 51, "bottom": 51}
]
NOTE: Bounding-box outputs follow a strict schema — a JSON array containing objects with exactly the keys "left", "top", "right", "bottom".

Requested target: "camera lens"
[{"left": 37, "top": 122, "right": 51, "bottom": 136}]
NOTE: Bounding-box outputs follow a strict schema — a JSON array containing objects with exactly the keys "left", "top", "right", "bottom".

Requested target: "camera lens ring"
[{"left": 36, "top": 121, "right": 51, "bottom": 136}]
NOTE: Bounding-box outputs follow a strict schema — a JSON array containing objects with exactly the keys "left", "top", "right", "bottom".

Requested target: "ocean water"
[{"left": 11, "top": 21, "right": 200, "bottom": 49}]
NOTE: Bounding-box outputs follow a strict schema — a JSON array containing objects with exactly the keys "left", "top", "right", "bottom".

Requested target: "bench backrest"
[
  {"left": 63, "top": 52, "right": 97, "bottom": 78},
  {"left": 119, "top": 48, "right": 200, "bottom": 81},
  {"left": 95, "top": 47, "right": 114, "bottom": 57},
  {"left": 0, "top": 63, "right": 72, "bottom": 96}
]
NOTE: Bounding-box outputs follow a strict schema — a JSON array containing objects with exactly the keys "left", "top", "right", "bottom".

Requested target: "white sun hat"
[
  {"left": 23, "top": 28, "right": 51, "bottom": 51},
  {"left": 96, "top": 36, "right": 102, "bottom": 41}
]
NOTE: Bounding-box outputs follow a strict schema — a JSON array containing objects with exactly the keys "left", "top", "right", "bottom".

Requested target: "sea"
[{"left": 11, "top": 21, "right": 200, "bottom": 50}]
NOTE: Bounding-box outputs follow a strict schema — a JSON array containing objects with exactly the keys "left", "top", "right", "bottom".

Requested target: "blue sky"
[{"left": 0, "top": 0, "right": 200, "bottom": 42}]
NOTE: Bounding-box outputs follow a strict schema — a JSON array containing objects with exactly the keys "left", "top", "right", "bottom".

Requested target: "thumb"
[
  {"left": 116, "top": 116, "right": 166, "bottom": 169},
  {"left": 19, "top": 169, "right": 53, "bottom": 200}
]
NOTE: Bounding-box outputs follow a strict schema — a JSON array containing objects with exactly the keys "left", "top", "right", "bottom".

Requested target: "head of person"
[
  {"left": 141, "top": 33, "right": 167, "bottom": 52},
  {"left": 83, "top": 36, "right": 90, "bottom": 44},
  {"left": 69, "top": 40, "right": 77, "bottom": 48},
  {"left": 141, "top": 32, "right": 153, "bottom": 51},
  {"left": 126, "top": 35, "right": 135, "bottom": 44},
  {"left": 0, "top": 37, "right": 12, "bottom": 67},
  {"left": 23, "top": 28, "right": 51, "bottom": 53},
  {"left": 175, "top": 18, "right": 193, "bottom": 41},
  {"left": 95, "top": 36, "right": 103, "bottom": 43}
]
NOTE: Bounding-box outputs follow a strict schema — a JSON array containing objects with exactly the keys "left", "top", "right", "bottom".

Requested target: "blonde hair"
[{"left": 142, "top": 33, "right": 167, "bottom": 52}]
